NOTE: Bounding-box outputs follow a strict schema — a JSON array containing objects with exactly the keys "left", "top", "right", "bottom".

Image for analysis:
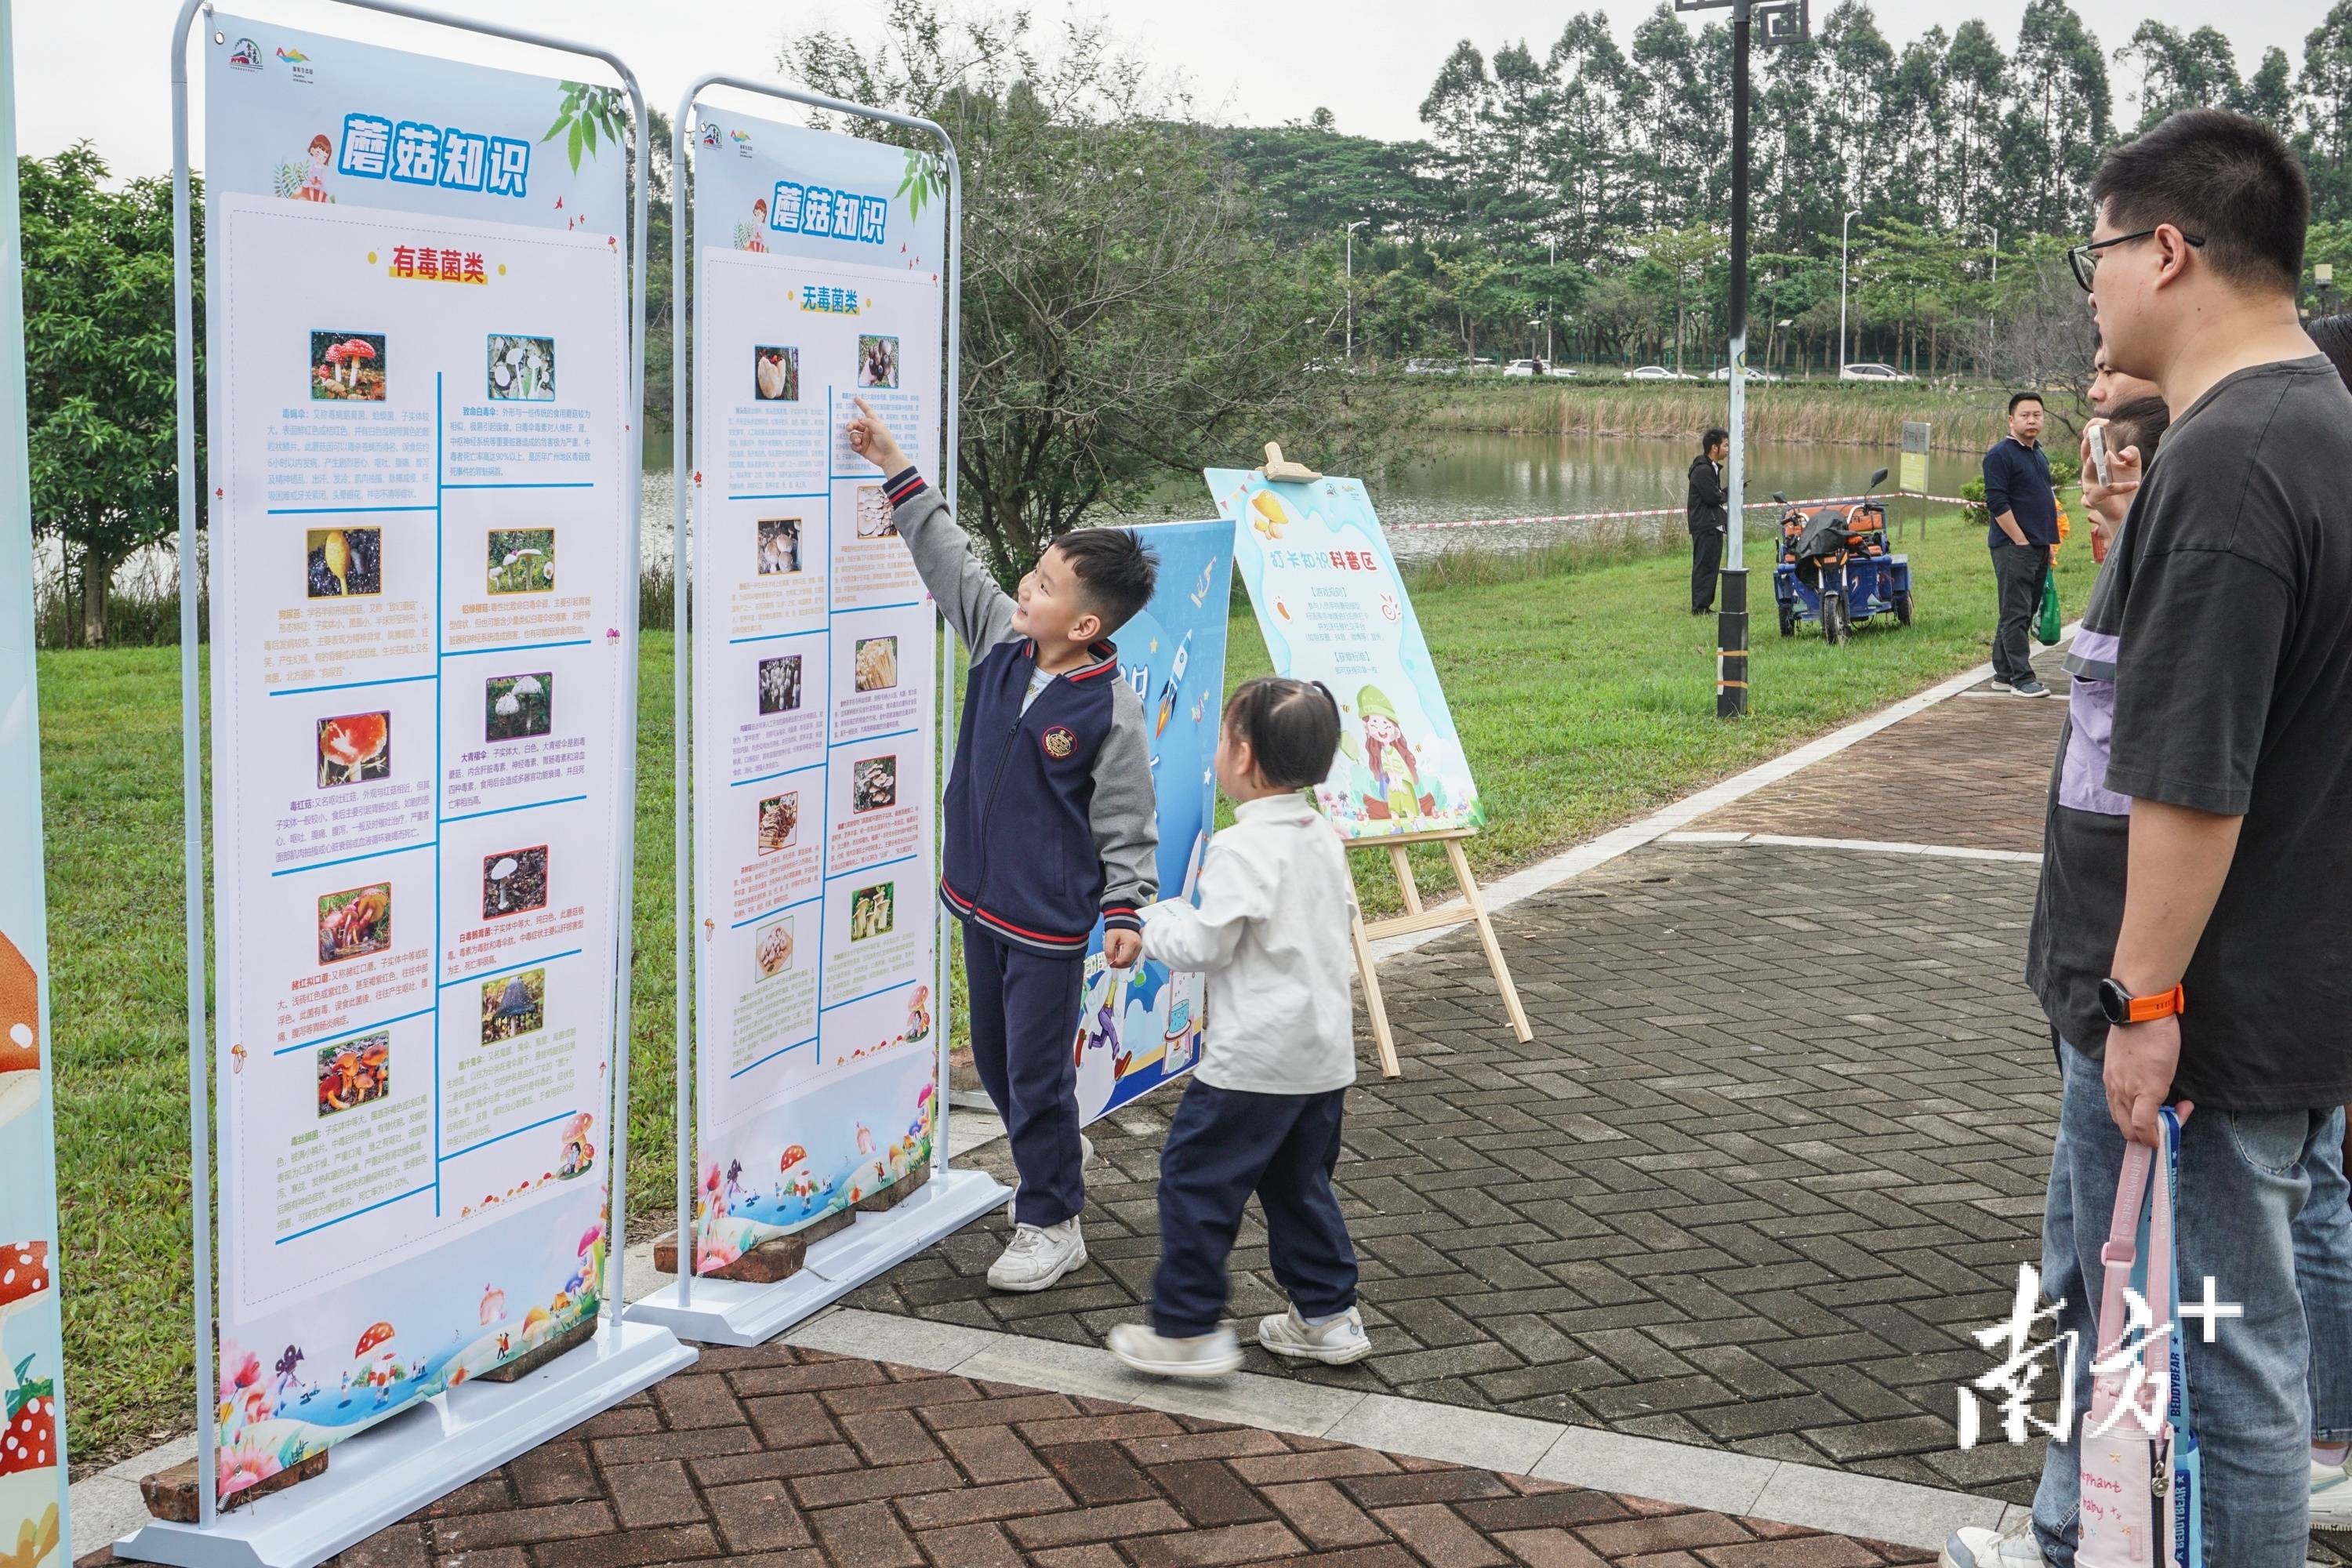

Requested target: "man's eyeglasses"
[{"left": 2068, "top": 227, "right": 2205, "bottom": 292}]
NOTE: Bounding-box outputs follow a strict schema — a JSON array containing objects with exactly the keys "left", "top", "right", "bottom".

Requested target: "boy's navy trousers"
[
  {"left": 964, "top": 924, "right": 1086, "bottom": 1227},
  {"left": 1151, "top": 1079, "right": 1357, "bottom": 1338}
]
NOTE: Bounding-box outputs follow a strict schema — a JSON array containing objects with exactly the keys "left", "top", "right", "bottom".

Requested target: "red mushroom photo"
[{"left": 309, "top": 330, "right": 387, "bottom": 401}]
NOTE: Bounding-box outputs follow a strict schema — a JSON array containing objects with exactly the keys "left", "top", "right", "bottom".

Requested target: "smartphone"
[{"left": 2087, "top": 421, "right": 2112, "bottom": 487}]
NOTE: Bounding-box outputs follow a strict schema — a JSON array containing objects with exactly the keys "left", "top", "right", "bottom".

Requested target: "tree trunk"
[{"left": 80, "top": 546, "right": 114, "bottom": 648}]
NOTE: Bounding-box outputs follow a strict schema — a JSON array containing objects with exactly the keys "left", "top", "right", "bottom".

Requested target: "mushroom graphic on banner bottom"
[{"left": 0, "top": 931, "right": 38, "bottom": 1131}]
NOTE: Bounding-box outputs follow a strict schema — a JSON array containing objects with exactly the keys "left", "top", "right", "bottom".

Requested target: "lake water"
[{"left": 638, "top": 429, "right": 1913, "bottom": 568}]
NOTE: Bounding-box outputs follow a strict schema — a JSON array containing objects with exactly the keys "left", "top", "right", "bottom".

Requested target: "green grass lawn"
[{"left": 34, "top": 510, "right": 2091, "bottom": 1468}]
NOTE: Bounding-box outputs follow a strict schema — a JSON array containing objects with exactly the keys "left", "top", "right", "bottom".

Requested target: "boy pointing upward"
[{"left": 845, "top": 397, "right": 1159, "bottom": 1293}]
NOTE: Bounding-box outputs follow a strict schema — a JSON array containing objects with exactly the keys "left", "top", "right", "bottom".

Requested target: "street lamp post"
[
  {"left": 1345, "top": 219, "right": 1369, "bottom": 361},
  {"left": 1682, "top": 0, "right": 1806, "bottom": 719},
  {"left": 1838, "top": 207, "right": 1860, "bottom": 376}
]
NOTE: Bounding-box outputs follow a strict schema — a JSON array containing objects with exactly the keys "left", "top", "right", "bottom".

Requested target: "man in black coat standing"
[{"left": 1686, "top": 427, "right": 1729, "bottom": 615}]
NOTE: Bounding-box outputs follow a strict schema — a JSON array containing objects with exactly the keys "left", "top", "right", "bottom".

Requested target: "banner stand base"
[
  {"left": 624, "top": 1166, "right": 1010, "bottom": 1347},
  {"left": 114, "top": 1319, "right": 693, "bottom": 1568}
]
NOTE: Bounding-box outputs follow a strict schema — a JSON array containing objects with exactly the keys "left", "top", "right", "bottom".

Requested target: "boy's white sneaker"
[
  {"left": 1256, "top": 1305, "right": 1373, "bottom": 1365},
  {"left": 2314, "top": 1450, "right": 2352, "bottom": 1527},
  {"left": 1105, "top": 1323, "right": 1243, "bottom": 1379},
  {"left": 1937, "top": 1529, "right": 2049, "bottom": 1568},
  {"left": 1006, "top": 1134, "right": 1094, "bottom": 1221},
  {"left": 986, "top": 1217, "right": 1086, "bottom": 1292}
]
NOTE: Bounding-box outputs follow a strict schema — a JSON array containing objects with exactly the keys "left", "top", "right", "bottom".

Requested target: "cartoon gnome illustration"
[{"left": 1341, "top": 685, "right": 1436, "bottom": 822}]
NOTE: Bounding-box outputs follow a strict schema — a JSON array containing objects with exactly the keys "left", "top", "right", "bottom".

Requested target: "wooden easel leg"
[
  {"left": 1446, "top": 839, "right": 1531, "bottom": 1044},
  {"left": 1350, "top": 909, "right": 1402, "bottom": 1079},
  {"left": 1388, "top": 844, "right": 1425, "bottom": 916}
]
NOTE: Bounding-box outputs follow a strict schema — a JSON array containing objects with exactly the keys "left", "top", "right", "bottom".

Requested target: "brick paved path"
[
  {"left": 852, "top": 841, "right": 2060, "bottom": 1506},
  {"left": 191, "top": 1344, "right": 1933, "bottom": 1568},
  {"left": 1694, "top": 644, "right": 2070, "bottom": 852}
]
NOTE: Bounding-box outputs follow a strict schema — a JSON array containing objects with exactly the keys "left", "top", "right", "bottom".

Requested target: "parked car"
[
  {"left": 1545, "top": 364, "right": 1581, "bottom": 379},
  {"left": 1623, "top": 365, "right": 1696, "bottom": 382},
  {"left": 1838, "top": 361, "right": 1915, "bottom": 383},
  {"left": 1504, "top": 359, "right": 1544, "bottom": 378},
  {"left": 1403, "top": 358, "right": 1461, "bottom": 376},
  {"left": 1708, "top": 365, "right": 1783, "bottom": 383},
  {"left": 1468, "top": 356, "right": 1504, "bottom": 375}
]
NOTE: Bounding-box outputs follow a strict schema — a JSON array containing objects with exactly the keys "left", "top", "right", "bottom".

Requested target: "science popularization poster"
[
  {"left": 1073, "top": 522, "right": 1229, "bottom": 1125},
  {"left": 0, "top": 9, "right": 68, "bottom": 1549},
  {"left": 1207, "top": 470, "right": 1484, "bottom": 840},
  {"left": 203, "top": 20, "right": 631, "bottom": 1504},
  {"left": 684, "top": 107, "right": 946, "bottom": 1272}
]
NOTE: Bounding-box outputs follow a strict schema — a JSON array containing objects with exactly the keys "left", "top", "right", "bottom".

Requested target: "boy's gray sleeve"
[
  {"left": 1092, "top": 681, "right": 1160, "bottom": 935},
  {"left": 886, "top": 469, "right": 1019, "bottom": 653}
]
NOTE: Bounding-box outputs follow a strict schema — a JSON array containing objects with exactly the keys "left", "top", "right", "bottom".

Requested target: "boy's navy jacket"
[{"left": 886, "top": 468, "right": 1159, "bottom": 955}]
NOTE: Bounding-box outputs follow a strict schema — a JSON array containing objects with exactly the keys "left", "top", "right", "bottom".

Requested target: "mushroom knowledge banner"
[
  {"left": 683, "top": 107, "right": 946, "bottom": 1272},
  {"left": 1206, "top": 470, "right": 1484, "bottom": 840},
  {"left": 1074, "top": 521, "right": 1231, "bottom": 1126},
  {"left": 0, "top": 9, "right": 68, "bottom": 1546},
  {"left": 201, "top": 19, "right": 633, "bottom": 1505}
]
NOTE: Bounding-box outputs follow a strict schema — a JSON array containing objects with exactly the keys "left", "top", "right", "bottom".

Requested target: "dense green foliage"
[
  {"left": 1216, "top": 0, "right": 2352, "bottom": 375},
  {"left": 20, "top": 146, "right": 198, "bottom": 646}
]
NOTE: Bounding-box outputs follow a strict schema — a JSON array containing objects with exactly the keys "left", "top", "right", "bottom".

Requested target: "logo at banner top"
[
  {"left": 1042, "top": 726, "right": 1076, "bottom": 760},
  {"left": 700, "top": 122, "right": 721, "bottom": 149},
  {"left": 731, "top": 129, "right": 755, "bottom": 157},
  {"left": 276, "top": 46, "right": 312, "bottom": 63},
  {"left": 227, "top": 36, "right": 263, "bottom": 70}
]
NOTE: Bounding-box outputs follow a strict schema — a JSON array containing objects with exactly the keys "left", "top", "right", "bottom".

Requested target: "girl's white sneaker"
[
  {"left": 1106, "top": 1323, "right": 1243, "bottom": 1379},
  {"left": 1256, "top": 1305, "right": 1373, "bottom": 1364}
]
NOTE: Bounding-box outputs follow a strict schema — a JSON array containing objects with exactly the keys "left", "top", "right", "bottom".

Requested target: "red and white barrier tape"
[{"left": 1388, "top": 493, "right": 1975, "bottom": 533}]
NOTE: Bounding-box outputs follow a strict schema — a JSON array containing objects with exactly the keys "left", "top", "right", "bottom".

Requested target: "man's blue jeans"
[{"left": 2032, "top": 1041, "right": 2347, "bottom": 1565}]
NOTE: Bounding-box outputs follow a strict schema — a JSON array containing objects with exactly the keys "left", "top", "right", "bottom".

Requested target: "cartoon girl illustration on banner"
[
  {"left": 738, "top": 197, "right": 770, "bottom": 253},
  {"left": 300, "top": 134, "right": 332, "bottom": 202},
  {"left": 1344, "top": 685, "right": 1436, "bottom": 822}
]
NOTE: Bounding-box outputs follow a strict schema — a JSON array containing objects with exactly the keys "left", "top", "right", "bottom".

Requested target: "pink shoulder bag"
[{"left": 2078, "top": 1106, "right": 2201, "bottom": 1566}]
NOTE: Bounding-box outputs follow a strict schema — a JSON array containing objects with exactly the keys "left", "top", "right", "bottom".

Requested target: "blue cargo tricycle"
[{"left": 1770, "top": 466, "right": 1913, "bottom": 644}]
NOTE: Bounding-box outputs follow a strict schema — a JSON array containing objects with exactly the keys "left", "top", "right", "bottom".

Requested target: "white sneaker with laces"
[
  {"left": 1007, "top": 1134, "right": 1094, "bottom": 1221},
  {"left": 986, "top": 1216, "right": 1086, "bottom": 1292},
  {"left": 1938, "top": 1528, "right": 2049, "bottom": 1568},
  {"left": 1105, "top": 1323, "right": 1243, "bottom": 1379},
  {"left": 2314, "top": 1449, "right": 2352, "bottom": 1527},
  {"left": 1256, "top": 1305, "right": 1373, "bottom": 1365}
]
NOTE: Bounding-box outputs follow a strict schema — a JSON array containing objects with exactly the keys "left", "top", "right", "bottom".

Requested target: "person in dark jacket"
[
  {"left": 1982, "top": 392, "right": 2059, "bottom": 697},
  {"left": 846, "top": 397, "right": 1160, "bottom": 1296},
  {"left": 1686, "top": 428, "right": 1728, "bottom": 614}
]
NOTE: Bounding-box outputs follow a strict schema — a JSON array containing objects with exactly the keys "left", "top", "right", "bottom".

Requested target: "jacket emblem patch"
[{"left": 1041, "top": 725, "right": 1076, "bottom": 760}]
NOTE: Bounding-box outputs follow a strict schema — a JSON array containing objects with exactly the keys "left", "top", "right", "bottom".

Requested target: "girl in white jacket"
[{"left": 1107, "top": 678, "right": 1372, "bottom": 1377}]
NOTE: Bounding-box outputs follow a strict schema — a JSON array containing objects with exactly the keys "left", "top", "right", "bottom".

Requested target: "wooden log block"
[
  {"left": 652, "top": 1206, "right": 856, "bottom": 1282},
  {"left": 855, "top": 1163, "right": 931, "bottom": 1213},
  {"left": 142, "top": 1450, "right": 328, "bottom": 1523},
  {"left": 473, "top": 1316, "right": 598, "bottom": 1383}
]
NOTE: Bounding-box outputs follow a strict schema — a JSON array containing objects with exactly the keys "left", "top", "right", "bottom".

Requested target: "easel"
[{"left": 1346, "top": 828, "right": 1531, "bottom": 1077}]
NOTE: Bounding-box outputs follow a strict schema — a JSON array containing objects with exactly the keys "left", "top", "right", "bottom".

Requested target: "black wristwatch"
[{"left": 2097, "top": 978, "right": 2185, "bottom": 1027}]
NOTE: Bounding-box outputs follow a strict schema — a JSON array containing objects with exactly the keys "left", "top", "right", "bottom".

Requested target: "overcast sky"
[{"left": 14, "top": 0, "right": 2326, "bottom": 179}]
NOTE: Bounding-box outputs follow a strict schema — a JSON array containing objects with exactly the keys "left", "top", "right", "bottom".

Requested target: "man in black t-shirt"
[{"left": 1944, "top": 111, "right": 2352, "bottom": 1568}]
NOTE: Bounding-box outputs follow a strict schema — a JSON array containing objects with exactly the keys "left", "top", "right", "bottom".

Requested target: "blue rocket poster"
[{"left": 1073, "top": 522, "right": 1232, "bottom": 1125}]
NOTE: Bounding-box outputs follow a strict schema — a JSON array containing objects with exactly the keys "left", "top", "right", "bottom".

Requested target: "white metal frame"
[
  {"left": 622, "top": 75, "right": 1006, "bottom": 1349},
  {"left": 132, "top": 5, "right": 691, "bottom": 1564}
]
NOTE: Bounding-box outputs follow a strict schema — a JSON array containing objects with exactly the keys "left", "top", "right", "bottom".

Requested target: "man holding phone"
[{"left": 1981, "top": 392, "right": 2058, "bottom": 697}]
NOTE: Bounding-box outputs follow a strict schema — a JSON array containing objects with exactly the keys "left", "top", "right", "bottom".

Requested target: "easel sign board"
[
  {"left": 1204, "top": 470, "right": 1527, "bottom": 1069},
  {"left": 681, "top": 105, "right": 949, "bottom": 1274},
  {"left": 1204, "top": 471, "right": 1483, "bottom": 840},
  {"left": 195, "top": 16, "right": 648, "bottom": 1511},
  {"left": 1074, "top": 520, "right": 1232, "bottom": 1125},
  {"left": 0, "top": 0, "right": 70, "bottom": 1544}
]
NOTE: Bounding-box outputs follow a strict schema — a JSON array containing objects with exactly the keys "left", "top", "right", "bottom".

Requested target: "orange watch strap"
[{"left": 2124, "top": 984, "right": 2185, "bottom": 1024}]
